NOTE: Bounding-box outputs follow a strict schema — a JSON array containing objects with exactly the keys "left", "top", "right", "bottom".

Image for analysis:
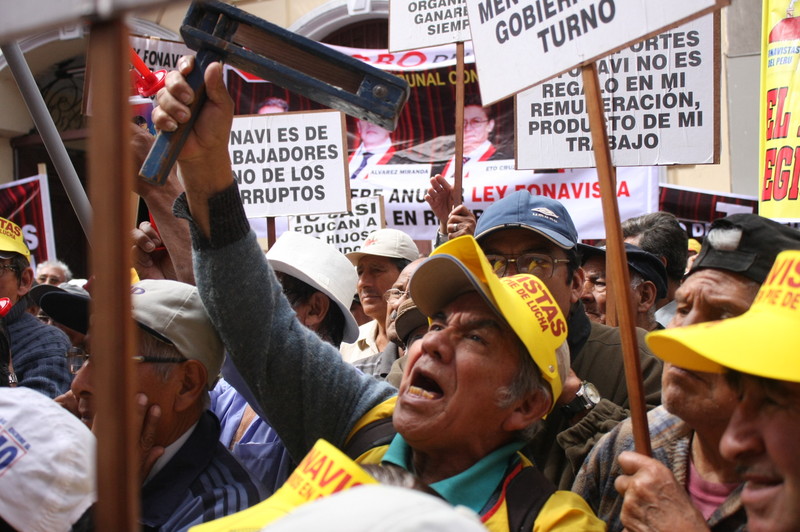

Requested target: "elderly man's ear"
[
  {"left": 635, "top": 281, "right": 658, "bottom": 313},
  {"left": 18, "top": 267, "right": 33, "bottom": 295},
  {"left": 174, "top": 360, "right": 208, "bottom": 413},
  {"left": 501, "top": 388, "right": 551, "bottom": 433}
]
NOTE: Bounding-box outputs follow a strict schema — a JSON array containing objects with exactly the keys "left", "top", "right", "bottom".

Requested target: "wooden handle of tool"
[{"left": 138, "top": 50, "right": 220, "bottom": 185}]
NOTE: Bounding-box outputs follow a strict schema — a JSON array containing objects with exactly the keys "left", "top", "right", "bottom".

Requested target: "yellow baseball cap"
[
  {"left": 0, "top": 218, "right": 30, "bottom": 261},
  {"left": 189, "top": 439, "right": 378, "bottom": 531},
  {"left": 409, "top": 235, "right": 568, "bottom": 403},
  {"left": 646, "top": 249, "right": 800, "bottom": 382}
]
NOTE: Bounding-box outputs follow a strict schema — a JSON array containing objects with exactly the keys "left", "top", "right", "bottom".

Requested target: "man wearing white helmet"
[{"left": 211, "top": 231, "right": 359, "bottom": 492}]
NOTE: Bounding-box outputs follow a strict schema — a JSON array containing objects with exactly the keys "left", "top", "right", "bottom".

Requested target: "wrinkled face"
[
  {"left": 662, "top": 364, "right": 736, "bottom": 428},
  {"left": 721, "top": 375, "right": 800, "bottom": 532},
  {"left": 356, "top": 119, "right": 391, "bottom": 150},
  {"left": 479, "top": 228, "right": 580, "bottom": 316},
  {"left": 669, "top": 269, "right": 759, "bottom": 328},
  {"left": 580, "top": 256, "right": 607, "bottom": 324},
  {"left": 394, "top": 292, "right": 522, "bottom": 455},
  {"left": 661, "top": 268, "right": 759, "bottom": 426},
  {"left": 462, "top": 105, "right": 494, "bottom": 153},
  {"left": 385, "top": 259, "right": 424, "bottom": 343},
  {"left": 36, "top": 265, "right": 66, "bottom": 285},
  {"left": 356, "top": 255, "right": 402, "bottom": 323},
  {"left": 69, "top": 333, "right": 183, "bottom": 445}
]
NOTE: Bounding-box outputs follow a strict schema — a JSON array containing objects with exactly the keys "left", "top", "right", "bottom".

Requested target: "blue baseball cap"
[{"left": 474, "top": 191, "right": 578, "bottom": 249}]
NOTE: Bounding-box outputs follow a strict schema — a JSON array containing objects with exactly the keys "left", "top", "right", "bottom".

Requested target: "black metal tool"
[{"left": 140, "top": 0, "right": 409, "bottom": 185}]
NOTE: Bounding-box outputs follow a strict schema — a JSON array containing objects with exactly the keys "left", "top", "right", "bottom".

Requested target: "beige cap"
[
  {"left": 131, "top": 280, "right": 224, "bottom": 389},
  {"left": 346, "top": 229, "right": 419, "bottom": 265}
]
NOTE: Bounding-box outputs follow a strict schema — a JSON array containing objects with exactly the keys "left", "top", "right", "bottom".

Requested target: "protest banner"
[
  {"left": 659, "top": 183, "right": 758, "bottom": 238},
  {"left": 759, "top": 0, "right": 800, "bottom": 221},
  {"left": 190, "top": 439, "right": 378, "bottom": 531},
  {"left": 224, "top": 52, "right": 660, "bottom": 243},
  {"left": 464, "top": 0, "right": 727, "bottom": 105},
  {"left": 0, "top": 175, "right": 56, "bottom": 268},
  {"left": 224, "top": 46, "right": 512, "bottom": 177},
  {"left": 349, "top": 165, "right": 658, "bottom": 241},
  {"left": 229, "top": 110, "right": 350, "bottom": 217},
  {"left": 288, "top": 196, "right": 385, "bottom": 254},
  {"left": 388, "top": 0, "right": 474, "bottom": 207},
  {"left": 389, "top": 0, "right": 472, "bottom": 51},
  {"left": 516, "top": 14, "right": 719, "bottom": 168}
]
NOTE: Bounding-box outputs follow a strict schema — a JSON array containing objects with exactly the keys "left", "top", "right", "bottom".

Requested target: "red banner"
[
  {"left": 0, "top": 175, "right": 56, "bottom": 268},
  {"left": 659, "top": 183, "right": 758, "bottom": 238}
]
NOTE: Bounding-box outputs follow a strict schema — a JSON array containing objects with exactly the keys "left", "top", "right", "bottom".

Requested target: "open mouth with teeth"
[{"left": 407, "top": 372, "right": 444, "bottom": 400}]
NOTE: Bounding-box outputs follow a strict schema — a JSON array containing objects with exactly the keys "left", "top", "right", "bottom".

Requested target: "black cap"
[
  {"left": 39, "top": 291, "right": 89, "bottom": 335},
  {"left": 690, "top": 214, "right": 800, "bottom": 283},
  {"left": 30, "top": 282, "right": 89, "bottom": 307},
  {"left": 579, "top": 242, "right": 668, "bottom": 299}
]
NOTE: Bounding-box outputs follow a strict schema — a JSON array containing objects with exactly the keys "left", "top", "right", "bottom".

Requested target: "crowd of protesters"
[{"left": 0, "top": 53, "right": 798, "bottom": 532}]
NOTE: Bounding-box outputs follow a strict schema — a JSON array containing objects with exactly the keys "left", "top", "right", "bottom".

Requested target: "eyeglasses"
[
  {"left": 485, "top": 253, "right": 570, "bottom": 278},
  {"left": 383, "top": 288, "right": 409, "bottom": 302},
  {"left": 65, "top": 347, "right": 187, "bottom": 375},
  {"left": 463, "top": 118, "right": 489, "bottom": 129}
]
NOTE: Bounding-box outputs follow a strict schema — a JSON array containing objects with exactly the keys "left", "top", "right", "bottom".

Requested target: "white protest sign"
[
  {"left": 288, "top": 196, "right": 386, "bottom": 254},
  {"left": 389, "top": 0, "right": 472, "bottom": 52},
  {"left": 516, "top": 14, "right": 717, "bottom": 168},
  {"left": 229, "top": 110, "right": 350, "bottom": 217},
  {"left": 464, "top": 0, "right": 726, "bottom": 104},
  {"left": 350, "top": 164, "right": 659, "bottom": 240}
]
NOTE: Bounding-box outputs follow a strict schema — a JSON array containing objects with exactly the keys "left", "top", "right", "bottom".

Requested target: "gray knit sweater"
[{"left": 6, "top": 300, "right": 72, "bottom": 398}]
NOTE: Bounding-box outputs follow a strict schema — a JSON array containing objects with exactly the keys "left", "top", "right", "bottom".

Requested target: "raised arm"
[{"left": 151, "top": 56, "right": 234, "bottom": 238}]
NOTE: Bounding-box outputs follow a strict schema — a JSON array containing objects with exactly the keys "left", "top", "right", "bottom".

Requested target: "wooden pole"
[
  {"left": 582, "top": 63, "right": 651, "bottom": 456},
  {"left": 452, "top": 41, "right": 465, "bottom": 208},
  {"left": 267, "top": 217, "right": 276, "bottom": 248},
  {"left": 88, "top": 19, "right": 140, "bottom": 529}
]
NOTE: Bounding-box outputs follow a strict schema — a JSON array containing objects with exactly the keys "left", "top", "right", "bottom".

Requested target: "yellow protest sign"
[
  {"left": 760, "top": 0, "right": 800, "bottom": 219},
  {"left": 189, "top": 439, "right": 378, "bottom": 532}
]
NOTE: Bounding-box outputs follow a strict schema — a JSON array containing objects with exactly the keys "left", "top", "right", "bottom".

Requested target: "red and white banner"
[
  {"left": 350, "top": 166, "right": 659, "bottom": 241},
  {"left": 0, "top": 175, "right": 56, "bottom": 268}
]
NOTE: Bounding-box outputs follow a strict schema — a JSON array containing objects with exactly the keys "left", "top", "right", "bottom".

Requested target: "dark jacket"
[{"left": 524, "top": 306, "right": 663, "bottom": 489}]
